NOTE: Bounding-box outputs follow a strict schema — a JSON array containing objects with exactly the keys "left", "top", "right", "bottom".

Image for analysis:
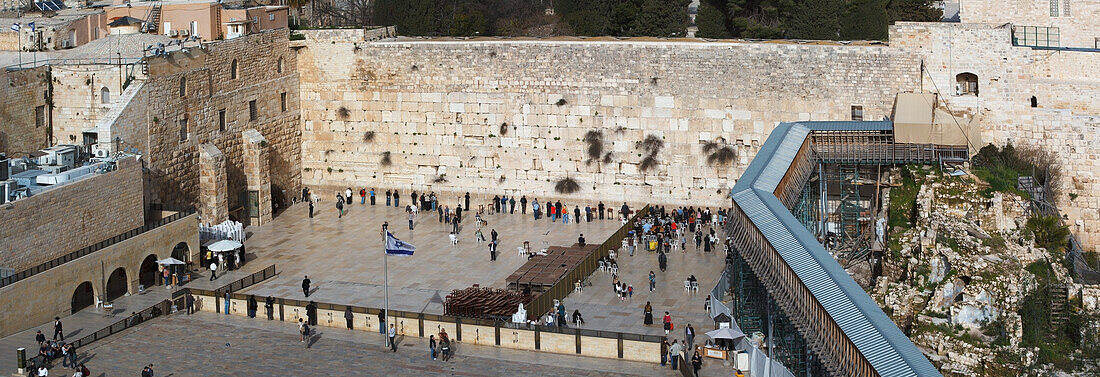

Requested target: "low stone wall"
[{"left": 194, "top": 292, "right": 661, "bottom": 363}]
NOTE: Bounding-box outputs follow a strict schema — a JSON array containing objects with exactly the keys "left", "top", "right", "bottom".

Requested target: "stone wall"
[
  {"left": 138, "top": 29, "right": 302, "bottom": 215},
  {"left": 0, "top": 212, "right": 197, "bottom": 337},
  {"left": 891, "top": 22, "right": 1100, "bottom": 251},
  {"left": 50, "top": 64, "right": 129, "bottom": 145},
  {"left": 959, "top": 0, "right": 1100, "bottom": 47},
  {"left": 0, "top": 156, "right": 144, "bottom": 271},
  {"left": 296, "top": 31, "right": 920, "bottom": 207},
  {"left": 0, "top": 66, "right": 50, "bottom": 156}
]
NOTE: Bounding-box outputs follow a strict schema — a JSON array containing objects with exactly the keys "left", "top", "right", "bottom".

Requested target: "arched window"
[
  {"left": 230, "top": 59, "right": 238, "bottom": 80},
  {"left": 955, "top": 72, "right": 978, "bottom": 96},
  {"left": 277, "top": 57, "right": 284, "bottom": 73},
  {"left": 100, "top": 87, "right": 110, "bottom": 104},
  {"left": 179, "top": 77, "right": 186, "bottom": 97}
]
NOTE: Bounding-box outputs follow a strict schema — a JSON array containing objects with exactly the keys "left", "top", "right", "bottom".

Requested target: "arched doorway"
[
  {"left": 139, "top": 255, "right": 158, "bottom": 288},
  {"left": 71, "top": 281, "right": 95, "bottom": 314},
  {"left": 105, "top": 267, "right": 128, "bottom": 301},
  {"left": 172, "top": 242, "right": 190, "bottom": 263}
]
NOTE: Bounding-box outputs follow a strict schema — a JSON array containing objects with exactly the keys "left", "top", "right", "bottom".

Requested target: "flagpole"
[{"left": 383, "top": 224, "right": 389, "bottom": 348}]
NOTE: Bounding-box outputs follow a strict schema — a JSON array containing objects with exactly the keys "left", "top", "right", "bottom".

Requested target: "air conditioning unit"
[
  {"left": 179, "top": 29, "right": 189, "bottom": 36},
  {"left": 170, "top": 30, "right": 179, "bottom": 37},
  {"left": 61, "top": 40, "right": 72, "bottom": 48},
  {"left": 0, "top": 180, "right": 14, "bottom": 204},
  {"left": 92, "top": 145, "right": 110, "bottom": 158}
]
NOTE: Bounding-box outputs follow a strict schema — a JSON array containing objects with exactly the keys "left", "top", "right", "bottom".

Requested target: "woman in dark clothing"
[
  {"left": 247, "top": 295, "right": 258, "bottom": 318},
  {"left": 658, "top": 252, "right": 668, "bottom": 271},
  {"left": 644, "top": 301, "right": 654, "bottom": 325},
  {"left": 691, "top": 348, "right": 703, "bottom": 376}
]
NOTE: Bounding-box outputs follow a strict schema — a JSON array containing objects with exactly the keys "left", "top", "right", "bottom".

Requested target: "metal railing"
[
  {"left": 0, "top": 209, "right": 196, "bottom": 289},
  {"left": 525, "top": 204, "right": 651, "bottom": 321},
  {"left": 188, "top": 265, "right": 278, "bottom": 298}
]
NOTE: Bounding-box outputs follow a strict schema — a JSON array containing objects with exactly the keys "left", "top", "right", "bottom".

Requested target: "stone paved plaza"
[
  {"left": 232, "top": 199, "right": 726, "bottom": 338},
  {"left": 67, "top": 312, "right": 730, "bottom": 376}
]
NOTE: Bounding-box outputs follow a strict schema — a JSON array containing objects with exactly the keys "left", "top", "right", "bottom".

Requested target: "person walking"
[
  {"left": 306, "top": 301, "right": 318, "bottom": 326},
  {"left": 429, "top": 335, "right": 437, "bottom": 360},
  {"left": 302, "top": 276, "right": 311, "bottom": 297},
  {"left": 663, "top": 312, "right": 672, "bottom": 335},
  {"left": 669, "top": 340, "right": 682, "bottom": 370},
  {"left": 298, "top": 318, "right": 308, "bottom": 342},
  {"left": 489, "top": 241, "right": 497, "bottom": 261},
  {"left": 53, "top": 317, "right": 63, "bottom": 340},
  {"left": 336, "top": 196, "right": 344, "bottom": 218},
  {"left": 223, "top": 291, "right": 231, "bottom": 314},
  {"left": 344, "top": 307, "right": 354, "bottom": 330},
  {"left": 141, "top": 364, "right": 154, "bottom": 377},
  {"left": 464, "top": 192, "right": 470, "bottom": 212},
  {"left": 660, "top": 338, "right": 670, "bottom": 367},
  {"left": 345, "top": 188, "right": 353, "bottom": 205},
  {"left": 209, "top": 262, "right": 218, "bottom": 280},
  {"left": 408, "top": 211, "right": 415, "bottom": 230},
  {"left": 532, "top": 200, "right": 540, "bottom": 220},
  {"left": 649, "top": 271, "right": 656, "bottom": 291},
  {"left": 643, "top": 302, "right": 654, "bottom": 325},
  {"left": 308, "top": 200, "right": 314, "bottom": 218},
  {"left": 247, "top": 295, "right": 258, "bottom": 318},
  {"left": 691, "top": 347, "right": 704, "bottom": 376},
  {"left": 265, "top": 296, "right": 275, "bottom": 320},
  {"left": 685, "top": 323, "right": 695, "bottom": 348},
  {"left": 388, "top": 324, "right": 397, "bottom": 352},
  {"left": 186, "top": 292, "right": 195, "bottom": 315}
]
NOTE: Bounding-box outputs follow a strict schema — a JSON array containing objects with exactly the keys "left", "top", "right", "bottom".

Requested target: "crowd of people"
[{"left": 30, "top": 319, "right": 92, "bottom": 377}]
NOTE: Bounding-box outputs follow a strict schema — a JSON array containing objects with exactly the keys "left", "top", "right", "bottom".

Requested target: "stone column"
[
  {"left": 242, "top": 129, "right": 272, "bottom": 225},
  {"left": 198, "top": 143, "right": 228, "bottom": 225}
]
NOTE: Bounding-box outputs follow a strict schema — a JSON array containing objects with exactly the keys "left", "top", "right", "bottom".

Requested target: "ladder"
[{"left": 1049, "top": 284, "right": 1068, "bottom": 328}]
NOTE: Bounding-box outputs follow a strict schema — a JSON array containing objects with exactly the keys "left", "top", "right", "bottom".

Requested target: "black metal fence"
[{"left": 0, "top": 209, "right": 196, "bottom": 289}]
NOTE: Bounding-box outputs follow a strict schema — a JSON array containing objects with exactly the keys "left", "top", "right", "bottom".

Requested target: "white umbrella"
[
  {"left": 208, "top": 240, "right": 243, "bottom": 252},
  {"left": 156, "top": 257, "right": 186, "bottom": 265},
  {"left": 705, "top": 327, "right": 746, "bottom": 340}
]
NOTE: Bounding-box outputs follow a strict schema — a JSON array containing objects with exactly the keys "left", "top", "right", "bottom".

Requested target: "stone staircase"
[{"left": 1049, "top": 284, "right": 1068, "bottom": 328}]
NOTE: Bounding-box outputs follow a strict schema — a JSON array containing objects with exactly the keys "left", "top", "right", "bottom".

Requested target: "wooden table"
[{"left": 703, "top": 346, "right": 728, "bottom": 360}]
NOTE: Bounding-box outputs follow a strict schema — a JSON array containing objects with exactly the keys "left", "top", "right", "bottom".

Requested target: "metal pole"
[{"left": 383, "top": 223, "right": 388, "bottom": 348}]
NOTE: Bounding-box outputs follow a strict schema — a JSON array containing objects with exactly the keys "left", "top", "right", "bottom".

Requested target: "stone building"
[{"left": 0, "top": 66, "right": 50, "bottom": 156}]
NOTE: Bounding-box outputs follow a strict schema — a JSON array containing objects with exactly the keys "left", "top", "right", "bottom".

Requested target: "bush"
[
  {"left": 554, "top": 178, "right": 580, "bottom": 194},
  {"left": 1026, "top": 215, "right": 1070, "bottom": 253}
]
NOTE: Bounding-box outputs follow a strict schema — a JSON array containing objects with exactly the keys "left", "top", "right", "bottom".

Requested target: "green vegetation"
[
  {"left": 888, "top": 166, "right": 920, "bottom": 229},
  {"left": 556, "top": 0, "right": 690, "bottom": 37},
  {"left": 1026, "top": 215, "right": 1070, "bottom": 254},
  {"left": 972, "top": 143, "right": 1061, "bottom": 200},
  {"left": 1017, "top": 260, "right": 1100, "bottom": 370},
  {"left": 692, "top": 0, "right": 940, "bottom": 40}
]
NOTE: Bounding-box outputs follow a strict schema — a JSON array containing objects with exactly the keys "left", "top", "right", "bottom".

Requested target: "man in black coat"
[
  {"left": 306, "top": 301, "right": 318, "bottom": 326},
  {"left": 520, "top": 196, "right": 527, "bottom": 214},
  {"left": 464, "top": 192, "right": 471, "bottom": 211},
  {"left": 302, "top": 276, "right": 311, "bottom": 297}
]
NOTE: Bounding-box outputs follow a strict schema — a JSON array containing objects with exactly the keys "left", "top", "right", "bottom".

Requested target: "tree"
[
  {"left": 886, "top": 0, "right": 942, "bottom": 23},
  {"left": 1027, "top": 215, "right": 1070, "bottom": 254},
  {"left": 839, "top": 0, "right": 888, "bottom": 40},
  {"left": 695, "top": 0, "right": 730, "bottom": 38},
  {"left": 784, "top": 0, "right": 843, "bottom": 40}
]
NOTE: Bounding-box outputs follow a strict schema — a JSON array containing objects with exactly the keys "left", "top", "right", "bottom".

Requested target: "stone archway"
[
  {"left": 71, "top": 281, "right": 95, "bottom": 314},
  {"left": 139, "top": 254, "right": 158, "bottom": 288},
  {"left": 105, "top": 267, "right": 128, "bottom": 301},
  {"left": 172, "top": 242, "right": 190, "bottom": 263}
]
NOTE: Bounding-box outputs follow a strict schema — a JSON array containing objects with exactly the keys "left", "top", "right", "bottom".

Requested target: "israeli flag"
[
  {"left": 385, "top": 232, "right": 416, "bottom": 256},
  {"left": 28, "top": 22, "right": 34, "bottom": 32},
  {"left": 10, "top": 23, "right": 19, "bottom": 31}
]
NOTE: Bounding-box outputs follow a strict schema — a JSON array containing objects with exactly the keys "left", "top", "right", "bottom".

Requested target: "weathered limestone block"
[{"left": 199, "top": 143, "right": 228, "bottom": 225}]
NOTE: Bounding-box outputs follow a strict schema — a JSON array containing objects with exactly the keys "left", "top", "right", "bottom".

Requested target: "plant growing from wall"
[
  {"left": 432, "top": 174, "right": 448, "bottom": 183},
  {"left": 554, "top": 177, "right": 580, "bottom": 194},
  {"left": 555, "top": 98, "right": 567, "bottom": 106},
  {"left": 703, "top": 139, "right": 737, "bottom": 166},
  {"left": 583, "top": 130, "right": 604, "bottom": 165},
  {"left": 337, "top": 107, "right": 350, "bottom": 120},
  {"left": 363, "top": 131, "right": 375, "bottom": 142},
  {"left": 380, "top": 151, "right": 392, "bottom": 167},
  {"left": 499, "top": 122, "right": 509, "bottom": 136},
  {"left": 636, "top": 134, "right": 664, "bottom": 172}
]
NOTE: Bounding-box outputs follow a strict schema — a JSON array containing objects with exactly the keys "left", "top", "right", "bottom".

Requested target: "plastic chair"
[
  {"left": 609, "top": 266, "right": 618, "bottom": 275},
  {"left": 598, "top": 261, "right": 606, "bottom": 272},
  {"left": 684, "top": 280, "right": 691, "bottom": 291},
  {"left": 517, "top": 247, "right": 526, "bottom": 256},
  {"left": 691, "top": 281, "right": 699, "bottom": 291}
]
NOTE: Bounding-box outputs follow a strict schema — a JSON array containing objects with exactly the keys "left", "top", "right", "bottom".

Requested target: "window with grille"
[
  {"left": 1063, "top": 0, "right": 1071, "bottom": 16},
  {"left": 35, "top": 105, "right": 45, "bottom": 128},
  {"left": 850, "top": 106, "right": 863, "bottom": 121},
  {"left": 1050, "top": 0, "right": 1059, "bottom": 17},
  {"left": 179, "top": 77, "right": 186, "bottom": 97},
  {"left": 280, "top": 92, "right": 287, "bottom": 112},
  {"left": 249, "top": 100, "right": 257, "bottom": 121}
]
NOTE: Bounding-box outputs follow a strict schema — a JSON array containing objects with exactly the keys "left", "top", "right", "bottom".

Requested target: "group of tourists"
[
  {"left": 31, "top": 319, "right": 92, "bottom": 377},
  {"left": 660, "top": 337, "right": 705, "bottom": 375}
]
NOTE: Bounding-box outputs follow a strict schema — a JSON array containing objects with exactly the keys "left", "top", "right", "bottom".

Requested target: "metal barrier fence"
[
  {"left": 0, "top": 209, "right": 196, "bottom": 289},
  {"left": 525, "top": 204, "right": 651, "bottom": 321},
  {"left": 189, "top": 264, "right": 278, "bottom": 298}
]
